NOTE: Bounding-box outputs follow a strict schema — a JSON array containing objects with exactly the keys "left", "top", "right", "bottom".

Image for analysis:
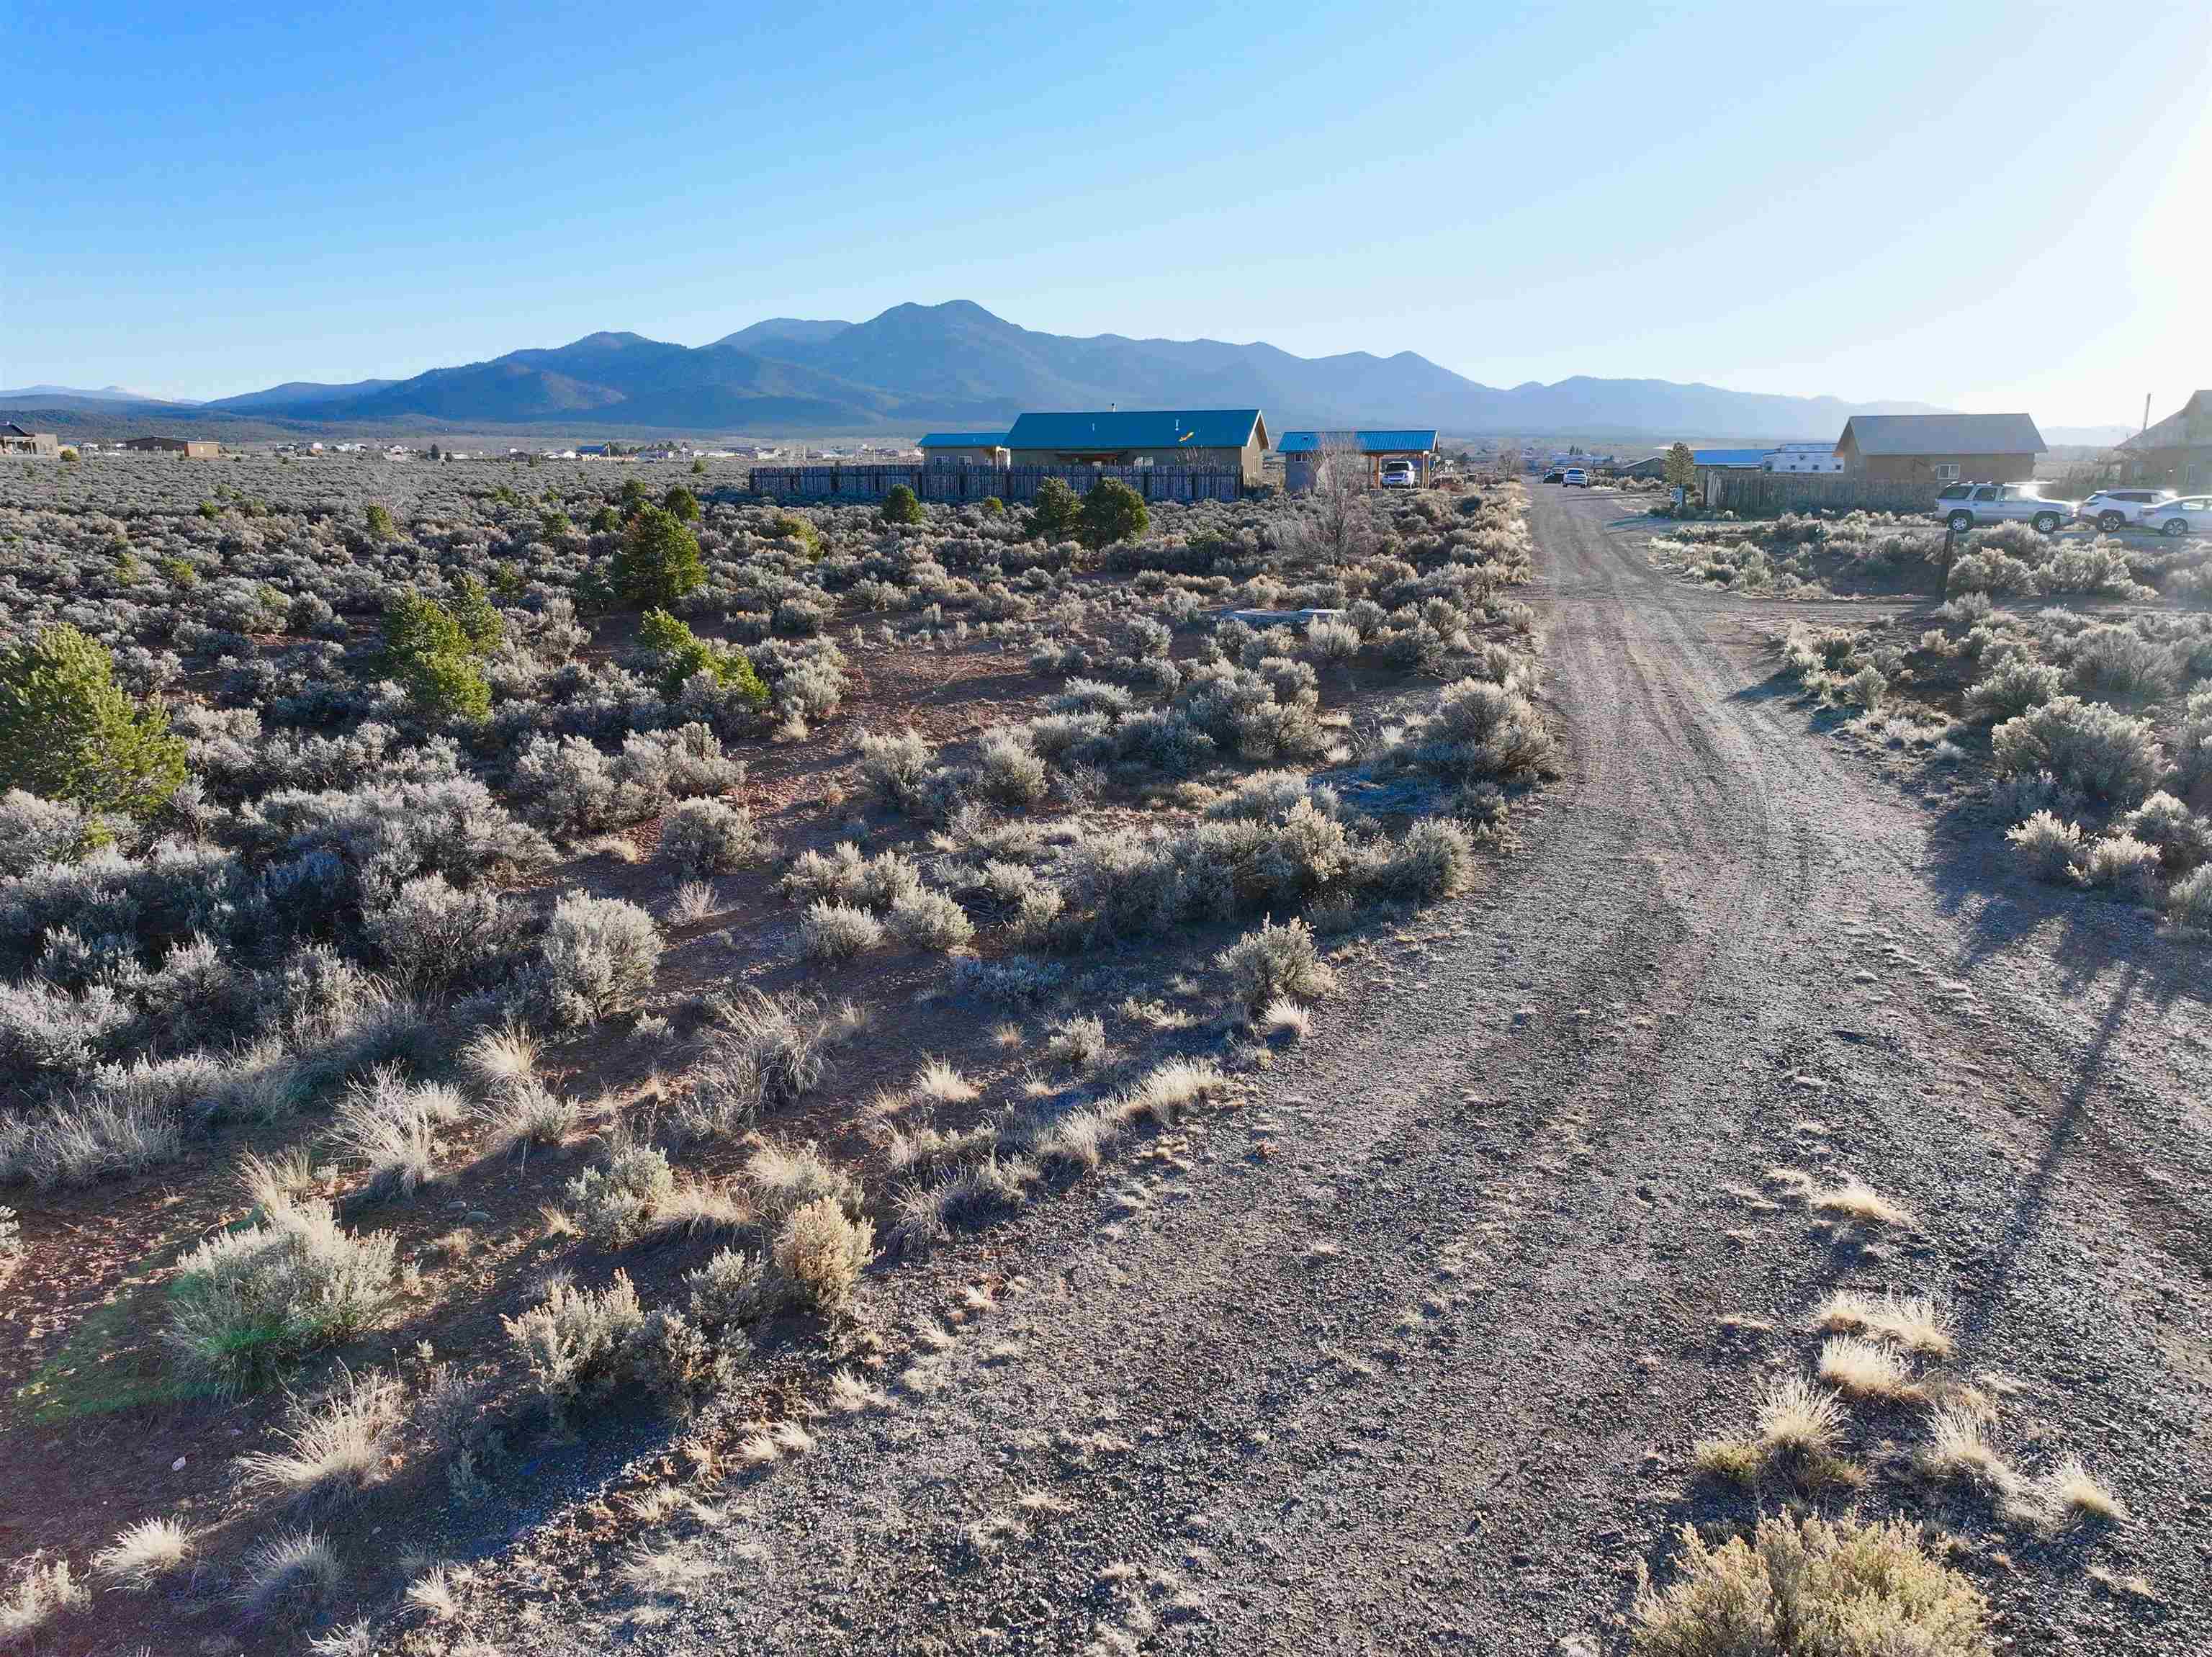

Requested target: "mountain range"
[{"left": 8, "top": 300, "right": 1967, "bottom": 439}]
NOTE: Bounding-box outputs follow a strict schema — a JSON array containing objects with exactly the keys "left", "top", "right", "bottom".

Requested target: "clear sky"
[{"left": 5, "top": 1, "right": 2206, "bottom": 425}]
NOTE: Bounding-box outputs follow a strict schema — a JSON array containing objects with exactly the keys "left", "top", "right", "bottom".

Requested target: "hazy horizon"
[{"left": 6, "top": 1, "right": 2206, "bottom": 424}]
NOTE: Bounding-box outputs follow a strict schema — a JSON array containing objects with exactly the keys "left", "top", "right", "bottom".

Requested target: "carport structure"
[{"left": 1279, "top": 429, "right": 1438, "bottom": 492}]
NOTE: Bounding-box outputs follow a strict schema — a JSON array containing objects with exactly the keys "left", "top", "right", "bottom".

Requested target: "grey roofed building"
[
  {"left": 1836, "top": 413, "right": 2046, "bottom": 457},
  {"left": 2118, "top": 391, "right": 2212, "bottom": 492}
]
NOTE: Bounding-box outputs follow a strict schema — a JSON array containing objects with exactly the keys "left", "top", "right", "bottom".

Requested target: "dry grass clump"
[
  {"left": 405, "top": 1562, "right": 463, "bottom": 1620},
  {"left": 1631, "top": 1510, "right": 1991, "bottom": 1656},
  {"left": 1811, "top": 1289, "right": 1954, "bottom": 1357},
  {"left": 0, "top": 1555, "right": 87, "bottom": 1639},
  {"left": 1816, "top": 1335, "right": 1917, "bottom": 1402},
  {"left": 1755, "top": 1375, "right": 1844, "bottom": 1455},
  {"left": 92, "top": 1516, "right": 194, "bottom": 1589},
  {"left": 235, "top": 1366, "right": 405, "bottom": 1507},
  {"left": 2042, "top": 1457, "right": 2129, "bottom": 1527},
  {"left": 1809, "top": 1175, "right": 1911, "bottom": 1231},
  {"left": 236, "top": 1528, "right": 341, "bottom": 1620},
  {"left": 330, "top": 1066, "right": 458, "bottom": 1198},
  {"left": 915, "top": 1056, "right": 979, "bottom": 1103},
  {"left": 459, "top": 1020, "right": 539, "bottom": 1091},
  {"left": 1691, "top": 1437, "right": 1766, "bottom": 1487},
  {"left": 1917, "top": 1405, "right": 2017, "bottom": 1494},
  {"left": 827, "top": 1370, "right": 894, "bottom": 1414},
  {"left": 1115, "top": 1056, "right": 1225, "bottom": 1126},
  {"left": 745, "top": 1139, "right": 861, "bottom": 1227},
  {"left": 1044, "top": 1014, "right": 1107, "bottom": 1070},
  {"left": 1256, "top": 997, "right": 1312, "bottom": 1041},
  {"left": 1035, "top": 1104, "right": 1115, "bottom": 1172},
  {"left": 476, "top": 1078, "right": 581, "bottom": 1158}
]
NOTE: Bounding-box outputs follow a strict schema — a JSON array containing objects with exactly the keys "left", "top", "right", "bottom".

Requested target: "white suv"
[
  {"left": 1562, "top": 467, "right": 1588, "bottom": 488},
  {"left": 2077, "top": 488, "right": 2176, "bottom": 531},
  {"left": 2139, "top": 495, "right": 2211, "bottom": 536},
  {"left": 1937, "top": 482, "right": 2067, "bottom": 534},
  {"left": 1379, "top": 459, "right": 1417, "bottom": 489}
]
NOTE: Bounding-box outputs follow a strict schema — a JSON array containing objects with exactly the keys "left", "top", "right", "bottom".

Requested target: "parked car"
[
  {"left": 1562, "top": 467, "right": 1588, "bottom": 488},
  {"left": 1937, "top": 482, "right": 2067, "bottom": 534},
  {"left": 1379, "top": 459, "right": 1418, "bottom": 489},
  {"left": 2138, "top": 495, "right": 2211, "bottom": 536},
  {"left": 1542, "top": 470, "right": 1565, "bottom": 484},
  {"left": 2075, "top": 488, "right": 2177, "bottom": 531}
]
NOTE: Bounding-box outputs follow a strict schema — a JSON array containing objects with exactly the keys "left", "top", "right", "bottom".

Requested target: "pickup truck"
[{"left": 1936, "top": 482, "right": 2067, "bottom": 534}]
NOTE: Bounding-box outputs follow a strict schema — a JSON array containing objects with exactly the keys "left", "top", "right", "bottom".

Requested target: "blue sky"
[{"left": 6, "top": 1, "right": 2206, "bottom": 423}]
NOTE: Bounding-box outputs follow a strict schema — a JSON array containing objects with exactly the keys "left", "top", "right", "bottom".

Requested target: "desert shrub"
[
  {"left": 889, "top": 888, "right": 976, "bottom": 951},
  {"left": 565, "top": 1144, "right": 678, "bottom": 1244},
  {"left": 1835, "top": 664, "right": 1887, "bottom": 709},
  {"left": 0, "top": 789, "right": 111, "bottom": 874},
  {"left": 1044, "top": 1013, "right": 1106, "bottom": 1069},
  {"left": 476, "top": 1078, "right": 577, "bottom": 1156},
  {"left": 2123, "top": 791, "right": 2210, "bottom": 874},
  {"left": 801, "top": 899, "right": 886, "bottom": 960},
  {"left": 2169, "top": 866, "right": 2212, "bottom": 931},
  {"left": 659, "top": 797, "right": 768, "bottom": 874},
  {"left": 661, "top": 483, "right": 700, "bottom": 523},
  {"left": 1394, "top": 676, "right": 1551, "bottom": 781},
  {"left": 610, "top": 506, "right": 704, "bottom": 608},
  {"left": 330, "top": 1067, "right": 459, "bottom": 1198},
  {"left": 975, "top": 731, "right": 1048, "bottom": 807},
  {"left": 770, "top": 1196, "right": 874, "bottom": 1318},
  {"left": 1365, "top": 817, "right": 1476, "bottom": 900},
  {"left": 166, "top": 1196, "right": 396, "bottom": 1392},
  {"left": 1630, "top": 1510, "right": 1990, "bottom": 1657},
  {"left": 853, "top": 727, "right": 935, "bottom": 812},
  {"left": 880, "top": 484, "right": 924, "bottom": 526},
  {"left": 2178, "top": 690, "right": 2212, "bottom": 791},
  {"left": 1217, "top": 916, "right": 1336, "bottom": 1011},
  {"left": 2080, "top": 832, "right": 2161, "bottom": 903},
  {"left": 2067, "top": 624, "right": 2172, "bottom": 702},
  {"left": 1946, "top": 549, "right": 2038, "bottom": 598},
  {"left": 1990, "top": 697, "right": 2164, "bottom": 806},
  {"left": 638, "top": 608, "right": 768, "bottom": 709},
  {"left": 2005, "top": 811, "right": 2082, "bottom": 883},
  {"left": 0, "top": 624, "right": 188, "bottom": 818},
  {"left": 363, "top": 872, "right": 521, "bottom": 992},
  {"left": 1029, "top": 477, "right": 1081, "bottom": 542},
  {"left": 502, "top": 1270, "right": 647, "bottom": 1426},
  {"left": 780, "top": 843, "right": 922, "bottom": 910},
  {"left": 536, "top": 892, "right": 662, "bottom": 1027},
  {"left": 1963, "top": 658, "right": 2062, "bottom": 724},
  {"left": 1079, "top": 477, "right": 1149, "bottom": 549}
]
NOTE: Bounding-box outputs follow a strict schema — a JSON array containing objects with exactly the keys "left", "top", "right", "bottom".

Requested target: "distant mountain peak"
[{"left": 188, "top": 302, "right": 1955, "bottom": 439}]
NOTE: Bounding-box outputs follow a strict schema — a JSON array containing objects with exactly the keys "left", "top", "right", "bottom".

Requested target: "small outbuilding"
[
  {"left": 1277, "top": 429, "right": 1439, "bottom": 492},
  {"left": 0, "top": 422, "right": 60, "bottom": 457},
  {"left": 917, "top": 431, "right": 1010, "bottom": 465},
  {"left": 1835, "top": 413, "right": 2043, "bottom": 486},
  {"left": 121, "top": 436, "right": 220, "bottom": 457},
  {"left": 1004, "top": 409, "right": 1269, "bottom": 487}
]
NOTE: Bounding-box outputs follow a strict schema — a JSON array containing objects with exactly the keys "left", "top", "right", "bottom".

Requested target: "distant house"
[
  {"left": 1835, "top": 413, "right": 2043, "bottom": 486},
  {"left": 917, "top": 431, "right": 1010, "bottom": 465},
  {"left": 1277, "top": 429, "right": 1439, "bottom": 492},
  {"left": 121, "top": 436, "right": 220, "bottom": 457},
  {"left": 1004, "top": 409, "right": 1269, "bottom": 487},
  {"left": 1619, "top": 455, "right": 1669, "bottom": 480},
  {"left": 1764, "top": 441, "right": 1843, "bottom": 475},
  {"left": 0, "top": 422, "right": 59, "bottom": 457},
  {"left": 2119, "top": 391, "right": 2212, "bottom": 493},
  {"left": 1691, "top": 449, "right": 1769, "bottom": 476}
]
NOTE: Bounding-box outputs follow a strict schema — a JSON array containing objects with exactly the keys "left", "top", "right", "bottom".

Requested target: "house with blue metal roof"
[
  {"left": 1277, "top": 428, "right": 1439, "bottom": 492},
  {"left": 917, "top": 431, "right": 1009, "bottom": 464},
  {"left": 1003, "top": 409, "right": 1269, "bottom": 487}
]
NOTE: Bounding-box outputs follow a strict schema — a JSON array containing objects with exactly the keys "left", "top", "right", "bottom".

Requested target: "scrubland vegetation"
[
  {"left": 0, "top": 454, "right": 1545, "bottom": 1648},
  {"left": 1649, "top": 508, "right": 2195, "bottom": 604},
  {"left": 1761, "top": 521, "right": 2211, "bottom": 933}
]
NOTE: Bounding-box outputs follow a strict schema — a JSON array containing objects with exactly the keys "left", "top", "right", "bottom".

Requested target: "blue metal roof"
[
  {"left": 1277, "top": 429, "right": 1437, "bottom": 454},
  {"left": 1004, "top": 409, "right": 1264, "bottom": 452},
  {"left": 917, "top": 431, "right": 1007, "bottom": 448},
  {"left": 1692, "top": 449, "right": 1769, "bottom": 468}
]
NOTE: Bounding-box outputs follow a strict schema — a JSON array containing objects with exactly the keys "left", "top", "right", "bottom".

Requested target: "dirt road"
[{"left": 536, "top": 489, "right": 2212, "bottom": 1654}]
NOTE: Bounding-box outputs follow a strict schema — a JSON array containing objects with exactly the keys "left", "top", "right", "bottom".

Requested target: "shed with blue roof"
[
  {"left": 1278, "top": 428, "right": 1439, "bottom": 492},
  {"left": 918, "top": 431, "right": 1009, "bottom": 464},
  {"left": 1004, "top": 408, "right": 1269, "bottom": 487}
]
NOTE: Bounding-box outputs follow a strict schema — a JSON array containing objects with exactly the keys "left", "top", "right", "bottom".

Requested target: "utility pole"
[{"left": 2142, "top": 392, "right": 2151, "bottom": 437}]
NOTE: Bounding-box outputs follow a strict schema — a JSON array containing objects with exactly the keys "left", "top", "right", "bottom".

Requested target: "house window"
[{"left": 1932, "top": 463, "right": 1961, "bottom": 482}]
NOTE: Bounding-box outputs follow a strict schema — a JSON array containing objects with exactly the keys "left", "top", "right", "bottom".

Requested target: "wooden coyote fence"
[
  {"left": 746, "top": 462, "right": 1246, "bottom": 506},
  {"left": 1702, "top": 471, "right": 1935, "bottom": 516}
]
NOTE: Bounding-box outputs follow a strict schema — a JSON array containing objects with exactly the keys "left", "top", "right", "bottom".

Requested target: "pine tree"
[{"left": 0, "top": 624, "right": 189, "bottom": 817}]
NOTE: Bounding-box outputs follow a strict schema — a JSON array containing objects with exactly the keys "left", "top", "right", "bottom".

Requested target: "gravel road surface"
[{"left": 498, "top": 488, "right": 2211, "bottom": 1656}]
